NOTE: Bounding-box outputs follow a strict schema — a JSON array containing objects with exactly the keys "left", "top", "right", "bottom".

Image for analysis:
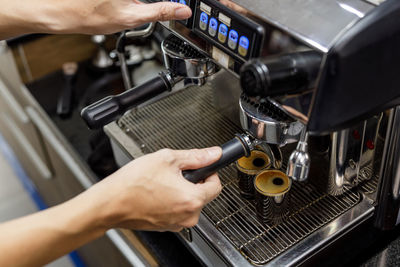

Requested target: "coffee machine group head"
[
  {"left": 235, "top": 0, "right": 400, "bottom": 183},
  {"left": 81, "top": 34, "right": 217, "bottom": 130}
]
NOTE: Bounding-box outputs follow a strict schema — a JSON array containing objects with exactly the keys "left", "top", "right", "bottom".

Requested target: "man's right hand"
[
  {"left": 85, "top": 147, "right": 222, "bottom": 232},
  {"left": 0, "top": 0, "right": 192, "bottom": 39}
]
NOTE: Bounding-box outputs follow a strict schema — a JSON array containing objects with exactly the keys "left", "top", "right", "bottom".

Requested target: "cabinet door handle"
[
  {"left": 0, "top": 79, "right": 29, "bottom": 124},
  {"left": 0, "top": 113, "right": 52, "bottom": 180},
  {"left": 26, "top": 107, "right": 94, "bottom": 189}
]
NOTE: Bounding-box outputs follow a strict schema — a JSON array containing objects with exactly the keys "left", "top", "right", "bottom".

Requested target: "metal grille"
[
  {"left": 118, "top": 86, "right": 362, "bottom": 265},
  {"left": 358, "top": 166, "right": 380, "bottom": 194}
]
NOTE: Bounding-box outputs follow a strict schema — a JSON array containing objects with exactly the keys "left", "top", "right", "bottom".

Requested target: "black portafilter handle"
[
  {"left": 182, "top": 134, "right": 253, "bottom": 184},
  {"left": 81, "top": 72, "right": 172, "bottom": 129},
  {"left": 240, "top": 50, "right": 322, "bottom": 98}
]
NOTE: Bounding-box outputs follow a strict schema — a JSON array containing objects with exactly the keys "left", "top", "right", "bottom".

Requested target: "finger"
[
  {"left": 134, "top": 2, "right": 192, "bottom": 23},
  {"left": 196, "top": 173, "right": 222, "bottom": 204},
  {"left": 173, "top": 147, "right": 222, "bottom": 170}
]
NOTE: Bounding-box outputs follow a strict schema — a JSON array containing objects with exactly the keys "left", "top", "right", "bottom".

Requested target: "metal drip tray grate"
[{"left": 118, "top": 86, "right": 362, "bottom": 265}]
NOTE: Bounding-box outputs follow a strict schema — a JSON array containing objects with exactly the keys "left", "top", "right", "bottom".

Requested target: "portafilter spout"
[{"left": 81, "top": 34, "right": 216, "bottom": 129}]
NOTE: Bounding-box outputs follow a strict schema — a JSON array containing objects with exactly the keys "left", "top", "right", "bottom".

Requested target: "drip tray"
[{"left": 115, "top": 86, "right": 364, "bottom": 265}]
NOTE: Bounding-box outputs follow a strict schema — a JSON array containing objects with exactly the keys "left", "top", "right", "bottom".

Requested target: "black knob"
[
  {"left": 81, "top": 72, "right": 172, "bottom": 129},
  {"left": 182, "top": 134, "right": 252, "bottom": 183},
  {"left": 240, "top": 51, "right": 322, "bottom": 97}
]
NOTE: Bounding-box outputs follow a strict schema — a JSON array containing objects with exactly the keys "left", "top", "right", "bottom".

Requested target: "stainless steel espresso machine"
[{"left": 81, "top": 0, "right": 400, "bottom": 265}]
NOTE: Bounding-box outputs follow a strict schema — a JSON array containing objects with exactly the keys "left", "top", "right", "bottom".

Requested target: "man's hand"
[
  {"left": 0, "top": 0, "right": 192, "bottom": 39},
  {"left": 87, "top": 147, "right": 223, "bottom": 232},
  {"left": 52, "top": 0, "right": 192, "bottom": 34},
  {"left": 0, "top": 147, "right": 222, "bottom": 266}
]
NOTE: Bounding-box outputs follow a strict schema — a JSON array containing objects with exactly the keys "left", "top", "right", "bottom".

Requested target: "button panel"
[{"left": 193, "top": 0, "right": 264, "bottom": 61}]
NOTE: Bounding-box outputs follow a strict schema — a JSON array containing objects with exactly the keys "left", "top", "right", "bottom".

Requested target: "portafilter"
[
  {"left": 81, "top": 34, "right": 216, "bottom": 130},
  {"left": 81, "top": 34, "right": 260, "bottom": 184}
]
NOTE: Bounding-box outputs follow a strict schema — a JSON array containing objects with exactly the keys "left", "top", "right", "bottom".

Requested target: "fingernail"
[
  {"left": 175, "top": 6, "right": 192, "bottom": 20},
  {"left": 207, "top": 147, "right": 222, "bottom": 158}
]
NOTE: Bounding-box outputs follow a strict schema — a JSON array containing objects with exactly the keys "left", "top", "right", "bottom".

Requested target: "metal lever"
[
  {"left": 81, "top": 71, "right": 174, "bottom": 129},
  {"left": 286, "top": 130, "right": 310, "bottom": 182},
  {"left": 117, "top": 23, "right": 156, "bottom": 90},
  {"left": 183, "top": 134, "right": 253, "bottom": 183}
]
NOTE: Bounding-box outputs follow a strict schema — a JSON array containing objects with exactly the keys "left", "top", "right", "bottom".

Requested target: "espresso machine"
[{"left": 81, "top": 0, "right": 400, "bottom": 265}]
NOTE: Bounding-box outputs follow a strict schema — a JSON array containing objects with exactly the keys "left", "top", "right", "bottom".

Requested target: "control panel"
[
  {"left": 193, "top": 0, "right": 264, "bottom": 61},
  {"left": 162, "top": 0, "right": 265, "bottom": 72}
]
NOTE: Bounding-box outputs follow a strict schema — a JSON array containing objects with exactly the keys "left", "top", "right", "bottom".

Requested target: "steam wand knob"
[{"left": 286, "top": 130, "right": 310, "bottom": 182}]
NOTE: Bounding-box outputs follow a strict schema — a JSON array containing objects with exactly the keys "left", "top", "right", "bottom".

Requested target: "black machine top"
[{"left": 308, "top": 0, "right": 400, "bottom": 133}]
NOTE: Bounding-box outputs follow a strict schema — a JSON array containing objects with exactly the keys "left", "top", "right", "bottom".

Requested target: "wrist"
[
  {"left": 78, "top": 180, "right": 139, "bottom": 231},
  {"left": 4, "top": 1, "right": 82, "bottom": 36},
  {"left": 58, "top": 190, "right": 110, "bottom": 239}
]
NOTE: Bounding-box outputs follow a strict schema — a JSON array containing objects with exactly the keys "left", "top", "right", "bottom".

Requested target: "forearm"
[
  {"left": 0, "top": 191, "right": 108, "bottom": 266},
  {"left": 0, "top": 0, "right": 64, "bottom": 39},
  {"left": 0, "top": 0, "right": 192, "bottom": 40}
]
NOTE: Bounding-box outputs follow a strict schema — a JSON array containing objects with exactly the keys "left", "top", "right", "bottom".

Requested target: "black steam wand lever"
[
  {"left": 183, "top": 134, "right": 255, "bottom": 184},
  {"left": 81, "top": 71, "right": 175, "bottom": 129}
]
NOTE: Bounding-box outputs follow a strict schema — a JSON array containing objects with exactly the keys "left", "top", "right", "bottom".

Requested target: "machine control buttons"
[
  {"left": 199, "top": 12, "right": 208, "bottom": 31},
  {"left": 218, "top": 23, "right": 228, "bottom": 43},
  {"left": 228, "top": 29, "right": 238, "bottom": 50},
  {"left": 239, "top": 36, "right": 250, "bottom": 57},
  {"left": 209, "top": 18, "right": 218, "bottom": 37}
]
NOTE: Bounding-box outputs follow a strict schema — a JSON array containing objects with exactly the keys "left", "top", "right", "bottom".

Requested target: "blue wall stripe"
[{"left": 0, "top": 132, "right": 86, "bottom": 267}]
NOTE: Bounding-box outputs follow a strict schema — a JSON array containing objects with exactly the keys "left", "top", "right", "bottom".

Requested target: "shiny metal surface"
[
  {"left": 161, "top": 36, "right": 216, "bottom": 79},
  {"left": 287, "top": 132, "right": 310, "bottom": 182},
  {"left": 374, "top": 107, "right": 400, "bottom": 228},
  {"left": 326, "top": 115, "right": 382, "bottom": 195},
  {"left": 239, "top": 97, "right": 304, "bottom": 145},
  {"left": 125, "top": 23, "right": 155, "bottom": 38},
  {"left": 231, "top": 0, "right": 375, "bottom": 52},
  {"left": 118, "top": 23, "right": 156, "bottom": 90},
  {"left": 106, "top": 85, "right": 376, "bottom": 266}
]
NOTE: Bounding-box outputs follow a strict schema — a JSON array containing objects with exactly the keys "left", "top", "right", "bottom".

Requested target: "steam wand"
[{"left": 286, "top": 129, "right": 310, "bottom": 182}]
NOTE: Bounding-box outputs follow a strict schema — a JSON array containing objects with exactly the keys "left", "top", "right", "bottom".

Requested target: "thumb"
[
  {"left": 172, "top": 147, "right": 222, "bottom": 170},
  {"left": 134, "top": 2, "right": 192, "bottom": 23}
]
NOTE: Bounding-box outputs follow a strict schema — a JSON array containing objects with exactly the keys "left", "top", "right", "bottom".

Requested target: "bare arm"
[
  {"left": 0, "top": 147, "right": 222, "bottom": 266},
  {"left": 0, "top": 0, "right": 192, "bottom": 39}
]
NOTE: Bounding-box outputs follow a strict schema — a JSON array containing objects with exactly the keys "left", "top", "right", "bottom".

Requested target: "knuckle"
[
  {"left": 158, "top": 149, "right": 176, "bottom": 164},
  {"left": 181, "top": 217, "right": 200, "bottom": 228},
  {"left": 192, "top": 149, "right": 207, "bottom": 162},
  {"left": 186, "top": 199, "right": 203, "bottom": 212},
  {"left": 157, "top": 5, "right": 172, "bottom": 21}
]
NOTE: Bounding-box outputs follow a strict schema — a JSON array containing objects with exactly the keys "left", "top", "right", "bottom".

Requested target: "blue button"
[
  {"left": 218, "top": 24, "right": 228, "bottom": 36},
  {"left": 179, "top": 0, "right": 187, "bottom": 4},
  {"left": 239, "top": 36, "right": 249, "bottom": 49},
  {"left": 218, "top": 24, "right": 228, "bottom": 43},
  {"left": 208, "top": 18, "right": 218, "bottom": 37},
  {"left": 228, "top": 29, "right": 238, "bottom": 50},
  {"left": 238, "top": 36, "right": 250, "bottom": 57},
  {"left": 199, "top": 12, "right": 208, "bottom": 31},
  {"left": 229, "top": 30, "right": 238, "bottom": 42}
]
